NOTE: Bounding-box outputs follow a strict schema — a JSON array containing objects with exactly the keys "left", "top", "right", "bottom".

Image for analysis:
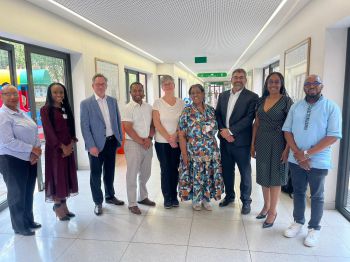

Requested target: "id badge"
[
  {"left": 62, "top": 114, "right": 68, "bottom": 119},
  {"left": 205, "top": 124, "right": 212, "bottom": 133}
]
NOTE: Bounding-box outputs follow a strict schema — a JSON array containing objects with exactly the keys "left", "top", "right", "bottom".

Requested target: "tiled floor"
[{"left": 0, "top": 155, "right": 349, "bottom": 261}]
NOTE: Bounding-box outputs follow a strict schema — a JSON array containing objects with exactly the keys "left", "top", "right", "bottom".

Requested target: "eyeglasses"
[
  {"left": 304, "top": 104, "right": 313, "bottom": 130},
  {"left": 232, "top": 76, "right": 245, "bottom": 80},
  {"left": 304, "top": 81, "right": 322, "bottom": 87},
  {"left": 1, "top": 92, "right": 19, "bottom": 97}
]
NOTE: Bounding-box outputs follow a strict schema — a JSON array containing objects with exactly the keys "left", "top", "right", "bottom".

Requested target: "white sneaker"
[
  {"left": 304, "top": 229, "right": 320, "bottom": 247},
  {"left": 284, "top": 222, "right": 303, "bottom": 238},
  {"left": 202, "top": 200, "right": 212, "bottom": 211},
  {"left": 192, "top": 203, "right": 201, "bottom": 211}
]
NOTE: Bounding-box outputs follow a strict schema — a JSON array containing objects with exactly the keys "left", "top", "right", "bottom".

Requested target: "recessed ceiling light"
[{"left": 48, "top": 0, "right": 164, "bottom": 63}]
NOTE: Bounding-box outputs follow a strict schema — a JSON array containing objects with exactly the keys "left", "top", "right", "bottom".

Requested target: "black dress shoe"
[
  {"left": 28, "top": 222, "right": 42, "bottom": 229},
  {"left": 164, "top": 200, "right": 172, "bottom": 209},
  {"left": 94, "top": 204, "right": 103, "bottom": 216},
  {"left": 241, "top": 203, "right": 251, "bottom": 214},
  {"left": 219, "top": 198, "right": 234, "bottom": 207},
  {"left": 262, "top": 213, "right": 277, "bottom": 228},
  {"left": 66, "top": 211, "right": 76, "bottom": 218},
  {"left": 15, "top": 229, "right": 35, "bottom": 236},
  {"left": 106, "top": 197, "right": 125, "bottom": 205},
  {"left": 172, "top": 199, "right": 179, "bottom": 207}
]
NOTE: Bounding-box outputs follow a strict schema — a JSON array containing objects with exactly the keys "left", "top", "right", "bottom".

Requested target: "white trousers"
[{"left": 124, "top": 140, "right": 153, "bottom": 207}]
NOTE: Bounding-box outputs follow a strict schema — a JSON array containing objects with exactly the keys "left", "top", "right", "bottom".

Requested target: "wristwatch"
[
  {"left": 303, "top": 150, "right": 310, "bottom": 159},
  {"left": 148, "top": 136, "right": 153, "bottom": 140}
]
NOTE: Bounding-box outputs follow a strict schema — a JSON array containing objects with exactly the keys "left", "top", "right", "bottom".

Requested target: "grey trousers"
[{"left": 124, "top": 140, "right": 153, "bottom": 207}]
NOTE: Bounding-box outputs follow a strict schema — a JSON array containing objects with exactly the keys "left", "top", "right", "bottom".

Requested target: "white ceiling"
[{"left": 27, "top": 0, "right": 310, "bottom": 81}]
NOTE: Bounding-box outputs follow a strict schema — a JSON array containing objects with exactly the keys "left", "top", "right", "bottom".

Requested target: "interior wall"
[
  {"left": 0, "top": 0, "right": 196, "bottom": 169},
  {"left": 241, "top": 0, "right": 350, "bottom": 209},
  {"left": 174, "top": 65, "right": 203, "bottom": 97}
]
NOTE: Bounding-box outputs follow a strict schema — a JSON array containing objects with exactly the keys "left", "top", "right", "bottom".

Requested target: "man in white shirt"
[
  {"left": 80, "top": 74, "right": 124, "bottom": 216},
  {"left": 215, "top": 69, "right": 258, "bottom": 214},
  {"left": 122, "top": 82, "right": 155, "bottom": 215}
]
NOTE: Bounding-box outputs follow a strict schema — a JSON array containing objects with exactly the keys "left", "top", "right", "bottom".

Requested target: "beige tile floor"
[{"left": 0, "top": 154, "right": 349, "bottom": 262}]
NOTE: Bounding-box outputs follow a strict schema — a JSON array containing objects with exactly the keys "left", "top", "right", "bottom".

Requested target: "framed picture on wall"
[
  {"left": 246, "top": 69, "right": 253, "bottom": 91},
  {"left": 284, "top": 37, "right": 311, "bottom": 101},
  {"left": 95, "top": 58, "right": 119, "bottom": 100}
]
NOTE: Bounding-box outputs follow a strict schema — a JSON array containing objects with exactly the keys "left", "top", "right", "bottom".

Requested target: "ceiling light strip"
[
  {"left": 47, "top": 0, "right": 164, "bottom": 63},
  {"left": 229, "top": 0, "right": 288, "bottom": 72},
  {"left": 178, "top": 61, "right": 204, "bottom": 82}
]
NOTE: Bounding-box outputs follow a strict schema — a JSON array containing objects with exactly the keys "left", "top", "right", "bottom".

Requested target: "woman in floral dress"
[{"left": 178, "top": 84, "right": 224, "bottom": 211}]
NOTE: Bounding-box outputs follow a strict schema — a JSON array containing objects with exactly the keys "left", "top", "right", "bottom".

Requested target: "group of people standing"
[{"left": 0, "top": 69, "right": 342, "bottom": 247}]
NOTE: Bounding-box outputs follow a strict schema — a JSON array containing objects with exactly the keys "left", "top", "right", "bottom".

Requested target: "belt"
[{"left": 106, "top": 135, "right": 115, "bottom": 140}]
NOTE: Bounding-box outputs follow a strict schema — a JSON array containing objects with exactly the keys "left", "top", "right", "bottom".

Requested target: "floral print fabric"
[{"left": 178, "top": 104, "right": 224, "bottom": 203}]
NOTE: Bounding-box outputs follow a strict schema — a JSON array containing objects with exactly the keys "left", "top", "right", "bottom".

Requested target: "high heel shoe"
[
  {"left": 53, "top": 203, "right": 70, "bottom": 221},
  {"left": 61, "top": 199, "right": 76, "bottom": 218},
  {"left": 256, "top": 212, "right": 268, "bottom": 219},
  {"left": 262, "top": 213, "right": 277, "bottom": 228}
]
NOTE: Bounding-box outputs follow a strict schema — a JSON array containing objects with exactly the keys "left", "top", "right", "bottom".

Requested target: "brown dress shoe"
[
  {"left": 137, "top": 198, "right": 156, "bottom": 206},
  {"left": 106, "top": 197, "right": 125, "bottom": 205},
  {"left": 128, "top": 206, "right": 142, "bottom": 215}
]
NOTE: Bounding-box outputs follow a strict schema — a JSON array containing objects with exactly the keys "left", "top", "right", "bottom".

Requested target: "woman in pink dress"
[{"left": 40, "top": 83, "right": 78, "bottom": 221}]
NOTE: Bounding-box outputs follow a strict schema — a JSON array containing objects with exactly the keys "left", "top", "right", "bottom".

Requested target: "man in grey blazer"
[
  {"left": 216, "top": 68, "right": 258, "bottom": 214},
  {"left": 80, "top": 73, "right": 124, "bottom": 215}
]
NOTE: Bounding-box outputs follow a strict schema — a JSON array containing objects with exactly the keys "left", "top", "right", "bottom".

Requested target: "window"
[
  {"left": 178, "top": 78, "right": 187, "bottom": 99},
  {"left": 125, "top": 69, "right": 148, "bottom": 103},
  {"left": 336, "top": 28, "right": 350, "bottom": 222},
  {"left": 158, "top": 74, "right": 165, "bottom": 98},
  {"left": 262, "top": 60, "right": 280, "bottom": 86},
  {"left": 0, "top": 37, "right": 73, "bottom": 210}
]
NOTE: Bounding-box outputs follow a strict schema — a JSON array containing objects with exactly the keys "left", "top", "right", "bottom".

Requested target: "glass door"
[
  {"left": 25, "top": 45, "right": 72, "bottom": 191},
  {"left": 0, "top": 41, "right": 17, "bottom": 210},
  {"left": 336, "top": 28, "right": 350, "bottom": 221}
]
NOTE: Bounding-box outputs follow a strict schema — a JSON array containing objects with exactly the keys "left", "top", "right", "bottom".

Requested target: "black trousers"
[
  {"left": 88, "top": 136, "right": 118, "bottom": 205},
  {"left": 0, "top": 155, "right": 37, "bottom": 232},
  {"left": 155, "top": 142, "right": 180, "bottom": 203},
  {"left": 220, "top": 142, "right": 252, "bottom": 204}
]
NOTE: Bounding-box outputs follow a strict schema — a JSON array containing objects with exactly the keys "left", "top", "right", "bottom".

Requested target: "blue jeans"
[{"left": 289, "top": 162, "right": 328, "bottom": 230}]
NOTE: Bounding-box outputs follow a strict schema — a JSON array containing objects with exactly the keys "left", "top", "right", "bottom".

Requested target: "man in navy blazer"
[
  {"left": 80, "top": 73, "right": 124, "bottom": 215},
  {"left": 215, "top": 68, "right": 258, "bottom": 214}
]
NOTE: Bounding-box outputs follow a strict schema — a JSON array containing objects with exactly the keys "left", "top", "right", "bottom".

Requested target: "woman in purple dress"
[{"left": 40, "top": 83, "right": 78, "bottom": 221}]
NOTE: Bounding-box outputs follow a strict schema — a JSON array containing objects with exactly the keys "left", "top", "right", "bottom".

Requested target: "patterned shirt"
[{"left": 178, "top": 104, "right": 219, "bottom": 162}]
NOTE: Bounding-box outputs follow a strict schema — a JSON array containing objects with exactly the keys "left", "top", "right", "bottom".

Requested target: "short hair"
[
  {"left": 1, "top": 84, "right": 16, "bottom": 93},
  {"left": 92, "top": 73, "right": 108, "bottom": 83},
  {"left": 130, "top": 82, "right": 144, "bottom": 92},
  {"left": 305, "top": 74, "right": 323, "bottom": 84},
  {"left": 188, "top": 84, "right": 205, "bottom": 96},
  {"left": 160, "top": 75, "right": 174, "bottom": 85},
  {"left": 1, "top": 82, "right": 10, "bottom": 87},
  {"left": 231, "top": 68, "right": 247, "bottom": 78}
]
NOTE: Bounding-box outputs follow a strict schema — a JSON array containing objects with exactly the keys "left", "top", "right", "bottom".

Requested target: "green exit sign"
[
  {"left": 197, "top": 72, "right": 227, "bottom": 78},
  {"left": 195, "top": 57, "right": 207, "bottom": 63}
]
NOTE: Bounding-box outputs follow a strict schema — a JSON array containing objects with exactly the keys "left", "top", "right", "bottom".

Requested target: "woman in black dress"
[{"left": 251, "top": 72, "right": 292, "bottom": 228}]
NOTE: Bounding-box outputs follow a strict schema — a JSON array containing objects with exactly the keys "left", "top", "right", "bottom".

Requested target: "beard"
[
  {"left": 233, "top": 83, "right": 244, "bottom": 89},
  {"left": 305, "top": 93, "right": 322, "bottom": 101}
]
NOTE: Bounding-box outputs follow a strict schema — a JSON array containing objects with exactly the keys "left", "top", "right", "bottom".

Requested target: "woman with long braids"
[{"left": 40, "top": 83, "right": 78, "bottom": 221}]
